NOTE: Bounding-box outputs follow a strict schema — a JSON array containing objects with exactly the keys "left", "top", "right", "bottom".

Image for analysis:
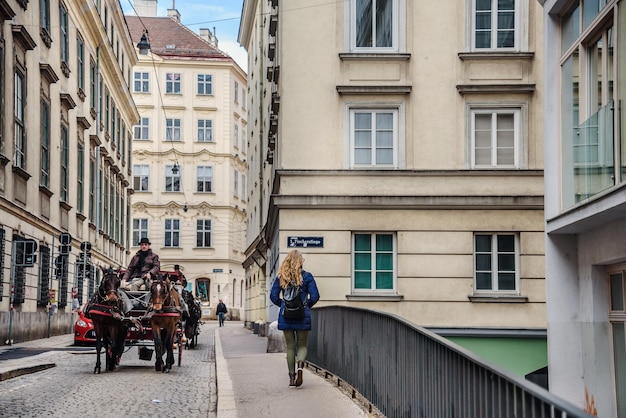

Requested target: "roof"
[{"left": 125, "top": 15, "right": 233, "bottom": 61}]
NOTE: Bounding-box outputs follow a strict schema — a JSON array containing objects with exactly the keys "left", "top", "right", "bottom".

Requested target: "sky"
[{"left": 122, "top": 0, "right": 248, "bottom": 72}]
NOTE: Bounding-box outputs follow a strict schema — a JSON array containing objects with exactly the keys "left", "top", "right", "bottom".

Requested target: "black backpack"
[{"left": 283, "top": 282, "right": 305, "bottom": 319}]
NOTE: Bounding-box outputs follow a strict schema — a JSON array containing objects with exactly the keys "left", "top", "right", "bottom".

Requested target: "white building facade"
[{"left": 126, "top": 3, "right": 248, "bottom": 319}]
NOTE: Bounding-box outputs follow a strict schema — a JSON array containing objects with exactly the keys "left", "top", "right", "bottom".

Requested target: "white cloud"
[{"left": 219, "top": 39, "right": 248, "bottom": 73}]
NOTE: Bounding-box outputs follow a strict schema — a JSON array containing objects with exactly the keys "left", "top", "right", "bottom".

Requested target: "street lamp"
[{"left": 137, "top": 31, "right": 150, "bottom": 55}]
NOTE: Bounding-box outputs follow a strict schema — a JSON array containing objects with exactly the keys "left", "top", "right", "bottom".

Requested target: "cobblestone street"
[{"left": 0, "top": 323, "right": 218, "bottom": 418}]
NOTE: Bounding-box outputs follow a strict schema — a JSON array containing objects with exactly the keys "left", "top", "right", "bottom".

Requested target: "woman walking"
[{"left": 270, "top": 250, "right": 320, "bottom": 387}]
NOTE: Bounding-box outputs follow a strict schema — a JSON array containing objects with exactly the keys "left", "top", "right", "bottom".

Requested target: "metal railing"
[{"left": 308, "top": 306, "right": 592, "bottom": 418}]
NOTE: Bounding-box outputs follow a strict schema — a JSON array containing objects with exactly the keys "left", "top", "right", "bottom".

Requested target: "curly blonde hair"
[{"left": 278, "top": 250, "right": 304, "bottom": 289}]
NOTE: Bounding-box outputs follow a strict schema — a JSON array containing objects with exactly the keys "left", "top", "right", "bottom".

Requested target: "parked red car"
[{"left": 74, "top": 306, "right": 96, "bottom": 345}]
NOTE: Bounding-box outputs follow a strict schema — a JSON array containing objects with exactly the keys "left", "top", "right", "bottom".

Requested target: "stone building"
[
  {"left": 0, "top": 0, "right": 138, "bottom": 342},
  {"left": 126, "top": 1, "right": 248, "bottom": 319},
  {"left": 239, "top": 0, "right": 547, "bottom": 378}
]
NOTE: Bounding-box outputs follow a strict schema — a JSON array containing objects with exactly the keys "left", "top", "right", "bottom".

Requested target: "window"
[
  {"left": 132, "top": 218, "right": 148, "bottom": 246},
  {"left": 241, "top": 88, "right": 246, "bottom": 110},
  {"left": 134, "top": 72, "right": 149, "bottom": 93},
  {"left": 40, "top": 100, "right": 50, "bottom": 188},
  {"left": 77, "top": 145, "right": 84, "bottom": 213},
  {"left": 164, "top": 219, "right": 180, "bottom": 247},
  {"left": 234, "top": 124, "right": 239, "bottom": 148},
  {"left": 241, "top": 174, "right": 246, "bottom": 200},
  {"left": 197, "top": 74, "right": 212, "bottom": 95},
  {"left": 196, "top": 219, "right": 212, "bottom": 247},
  {"left": 559, "top": 2, "right": 617, "bottom": 208},
  {"left": 14, "top": 70, "right": 25, "bottom": 169},
  {"left": 77, "top": 35, "right": 85, "bottom": 91},
  {"left": 350, "top": 0, "right": 399, "bottom": 51},
  {"left": 60, "top": 125, "right": 69, "bottom": 202},
  {"left": 166, "top": 73, "right": 181, "bottom": 94},
  {"left": 472, "top": 0, "right": 517, "bottom": 50},
  {"left": 89, "top": 159, "right": 95, "bottom": 221},
  {"left": 234, "top": 80, "right": 239, "bottom": 103},
  {"left": 40, "top": 0, "right": 50, "bottom": 33},
  {"left": 134, "top": 117, "right": 150, "bottom": 140},
  {"left": 353, "top": 233, "right": 395, "bottom": 291},
  {"left": 60, "top": 4, "right": 69, "bottom": 62},
  {"left": 165, "top": 165, "right": 181, "bottom": 192},
  {"left": 165, "top": 118, "right": 181, "bottom": 141},
  {"left": 196, "top": 166, "right": 213, "bottom": 192},
  {"left": 471, "top": 108, "right": 519, "bottom": 168},
  {"left": 474, "top": 233, "right": 518, "bottom": 292},
  {"left": 90, "top": 59, "right": 96, "bottom": 110},
  {"left": 133, "top": 164, "right": 150, "bottom": 191},
  {"left": 350, "top": 108, "right": 398, "bottom": 167},
  {"left": 197, "top": 119, "right": 213, "bottom": 142},
  {"left": 233, "top": 169, "right": 239, "bottom": 197}
]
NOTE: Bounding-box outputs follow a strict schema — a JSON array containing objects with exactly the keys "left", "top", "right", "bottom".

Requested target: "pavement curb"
[
  {"left": 0, "top": 363, "right": 56, "bottom": 381},
  {"left": 215, "top": 328, "right": 237, "bottom": 418}
]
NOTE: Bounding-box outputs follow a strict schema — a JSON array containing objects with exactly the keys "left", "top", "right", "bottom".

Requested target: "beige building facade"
[
  {"left": 126, "top": 2, "right": 248, "bottom": 319},
  {"left": 0, "top": 0, "right": 138, "bottom": 342},
  {"left": 240, "top": 0, "right": 546, "bottom": 377}
]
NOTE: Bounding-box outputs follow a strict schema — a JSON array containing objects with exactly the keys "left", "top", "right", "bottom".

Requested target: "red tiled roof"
[{"left": 125, "top": 15, "right": 232, "bottom": 61}]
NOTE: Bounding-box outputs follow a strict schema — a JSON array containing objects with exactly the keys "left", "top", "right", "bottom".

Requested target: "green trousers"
[{"left": 283, "top": 330, "right": 309, "bottom": 373}]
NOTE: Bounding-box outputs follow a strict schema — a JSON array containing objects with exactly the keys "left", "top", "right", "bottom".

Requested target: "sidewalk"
[
  {"left": 215, "top": 324, "right": 371, "bottom": 418},
  {"left": 0, "top": 324, "right": 373, "bottom": 417}
]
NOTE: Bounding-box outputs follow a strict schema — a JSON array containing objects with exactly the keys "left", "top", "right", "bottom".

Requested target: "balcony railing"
[{"left": 308, "top": 306, "right": 592, "bottom": 418}]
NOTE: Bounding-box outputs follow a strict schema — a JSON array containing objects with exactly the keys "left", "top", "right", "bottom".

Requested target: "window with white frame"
[
  {"left": 233, "top": 169, "right": 239, "bottom": 197},
  {"left": 350, "top": 0, "right": 400, "bottom": 51},
  {"left": 132, "top": 218, "right": 148, "bottom": 246},
  {"left": 197, "top": 119, "right": 213, "bottom": 142},
  {"left": 234, "top": 80, "right": 239, "bottom": 103},
  {"left": 353, "top": 233, "right": 395, "bottom": 292},
  {"left": 196, "top": 219, "right": 212, "bottom": 247},
  {"left": 196, "top": 166, "right": 212, "bottom": 192},
  {"left": 471, "top": 108, "right": 519, "bottom": 168},
  {"left": 472, "top": 0, "right": 518, "bottom": 50},
  {"left": 164, "top": 219, "right": 180, "bottom": 247},
  {"left": 241, "top": 174, "right": 246, "bottom": 200},
  {"left": 350, "top": 108, "right": 398, "bottom": 168},
  {"left": 60, "top": 125, "right": 69, "bottom": 202},
  {"left": 14, "top": 69, "right": 25, "bottom": 169},
  {"left": 60, "top": 4, "right": 69, "bottom": 63},
  {"left": 197, "top": 74, "right": 212, "bottom": 95},
  {"left": 165, "top": 118, "right": 181, "bottom": 141},
  {"left": 132, "top": 164, "right": 150, "bottom": 191},
  {"left": 165, "top": 164, "right": 181, "bottom": 192},
  {"left": 474, "top": 233, "right": 518, "bottom": 292},
  {"left": 134, "top": 117, "right": 150, "bottom": 140},
  {"left": 165, "top": 72, "right": 181, "bottom": 94},
  {"left": 234, "top": 124, "right": 239, "bottom": 148},
  {"left": 134, "top": 71, "right": 150, "bottom": 93}
]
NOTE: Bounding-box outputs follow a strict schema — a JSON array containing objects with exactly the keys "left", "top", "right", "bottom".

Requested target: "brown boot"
[
  {"left": 289, "top": 372, "right": 296, "bottom": 387},
  {"left": 295, "top": 361, "right": 304, "bottom": 387}
]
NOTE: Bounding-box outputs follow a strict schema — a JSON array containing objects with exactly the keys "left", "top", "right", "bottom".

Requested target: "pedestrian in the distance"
[
  {"left": 216, "top": 299, "right": 228, "bottom": 327},
  {"left": 270, "top": 249, "right": 320, "bottom": 388}
]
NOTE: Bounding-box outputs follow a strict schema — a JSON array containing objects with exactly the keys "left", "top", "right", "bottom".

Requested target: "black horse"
[
  {"left": 87, "top": 267, "right": 126, "bottom": 374},
  {"left": 148, "top": 276, "right": 181, "bottom": 373},
  {"left": 183, "top": 290, "right": 202, "bottom": 348}
]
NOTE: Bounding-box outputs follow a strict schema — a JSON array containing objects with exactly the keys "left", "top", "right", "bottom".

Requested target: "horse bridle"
[{"left": 98, "top": 273, "right": 119, "bottom": 301}]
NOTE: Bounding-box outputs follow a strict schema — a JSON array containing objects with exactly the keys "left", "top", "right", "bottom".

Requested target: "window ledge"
[
  {"left": 458, "top": 51, "right": 534, "bottom": 60},
  {"left": 468, "top": 294, "right": 528, "bottom": 303},
  {"left": 337, "top": 85, "right": 411, "bottom": 95},
  {"left": 457, "top": 84, "right": 535, "bottom": 94},
  {"left": 339, "top": 52, "right": 411, "bottom": 61},
  {"left": 39, "top": 185, "right": 53, "bottom": 197},
  {"left": 346, "top": 293, "right": 404, "bottom": 302}
]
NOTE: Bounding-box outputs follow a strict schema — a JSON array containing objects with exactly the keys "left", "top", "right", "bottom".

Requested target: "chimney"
[
  {"left": 200, "top": 27, "right": 218, "bottom": 48},
  {"left": 167, "top": 7, "right": 180, "bottom": 21},
  {"left": 133, "top": 0, "right": 158, "bottom": 17}
]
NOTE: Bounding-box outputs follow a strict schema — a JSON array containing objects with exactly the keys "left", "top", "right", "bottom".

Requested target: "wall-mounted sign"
[
  {"left": 213, "top": 268, "right": 224, "bottom": 273},
  {"left": 287, "top": 236, "right": 324, "bottom": 248}
]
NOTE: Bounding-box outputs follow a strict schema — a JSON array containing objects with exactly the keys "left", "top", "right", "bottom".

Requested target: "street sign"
[{"left": 287, "top": 236, "right": 324, "bottom": 248}]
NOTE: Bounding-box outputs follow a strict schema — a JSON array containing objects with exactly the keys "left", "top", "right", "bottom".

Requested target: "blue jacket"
[{"left": 270, "top": 270, "right": 320, "bottom": 330}]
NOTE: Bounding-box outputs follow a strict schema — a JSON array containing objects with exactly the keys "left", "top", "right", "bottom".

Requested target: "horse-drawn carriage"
[{"left": 85, "top": 267, "right": 202, "bottom": 374}]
